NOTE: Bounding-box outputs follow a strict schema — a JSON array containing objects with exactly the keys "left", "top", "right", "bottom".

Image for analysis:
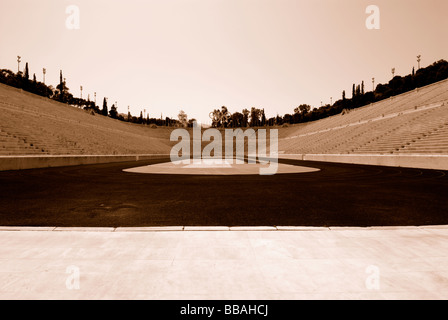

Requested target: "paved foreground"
[{"left": 1, "top": 226, "right": 448, "bottom": 300}]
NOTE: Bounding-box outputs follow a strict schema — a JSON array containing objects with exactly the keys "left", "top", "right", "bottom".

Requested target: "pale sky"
[{"left": 1, "top": 0, "right": 447, "bottom": 124}]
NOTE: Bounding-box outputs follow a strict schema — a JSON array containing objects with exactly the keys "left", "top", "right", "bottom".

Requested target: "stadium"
[{"left": 1, "top": 0, "right": 448, "bottom": 302}]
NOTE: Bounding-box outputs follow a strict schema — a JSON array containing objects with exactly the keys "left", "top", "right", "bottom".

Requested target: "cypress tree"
[
  {"left": 261, "top": 109, "right": 266, "bottom": 126},
  {"left": 24, "top": 62, "right": 29, "bottom": 79},
  {"left": 57, "top": 70, "right": 64, "bottom": 101},
  {"left": 102, "top": 97, "right": 108, "bottom": 116}
]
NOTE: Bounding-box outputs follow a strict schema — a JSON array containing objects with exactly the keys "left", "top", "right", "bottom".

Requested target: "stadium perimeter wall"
[
  {"left": 0, "top": 154, "right": 170, "bottom": 171},
  {"left": 1, "top": 154, "right": 448, "bottom": 171},
  {"left": 280, "top": 154, "right": 448, "bottom": 171}
]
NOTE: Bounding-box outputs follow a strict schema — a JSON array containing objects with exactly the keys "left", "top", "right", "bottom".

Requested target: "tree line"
[
  {"left": 1, "top": 59, "right": 447, "bottom": 129},
  {"left": 0, "top": 62, "right": 182, "bottom": 127},
  {"left": 208, "top": 59, "right": 448, "bottom": 128}
]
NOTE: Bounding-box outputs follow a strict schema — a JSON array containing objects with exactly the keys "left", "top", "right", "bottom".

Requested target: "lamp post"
[
  {"left": 417, "top": 55, "right": 421, "bottom": 69},
  {"left": 80, "top": 86, "right": 83, "bottom": 99},
  {"left": 372, "top": 78, "right": 375, "bottom": 91},
  {"left": 42, "top": 68, "right": 46, "bottom": 84},
  {"left": 392, "top": 68, "right": 395, "bottom": 78}
]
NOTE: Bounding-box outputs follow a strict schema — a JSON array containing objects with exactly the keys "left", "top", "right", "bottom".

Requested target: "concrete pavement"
[{"left": 1, "top": 226, "right": 448, "bottom": 300}]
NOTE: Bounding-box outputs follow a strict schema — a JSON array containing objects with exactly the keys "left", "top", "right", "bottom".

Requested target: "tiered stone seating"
[
  {"left": 398, "top": 124, "right": 448, "bottom": 154},
  {"left": 279, "top": 78, "right": 448, "bottom": 155},
  {"left": 0, "top": 83, "right": 173, "bottom": 156},
  {"left": 2, "top": 76, "right": 448, "bottom": 157},
  {"left": 0, "top": 129, "right": 46, "bottom": 155}
]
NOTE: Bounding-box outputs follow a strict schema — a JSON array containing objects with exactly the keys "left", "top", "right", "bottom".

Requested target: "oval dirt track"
[{"left": 0, "top": 157, "right": 447, "bottom": 227}]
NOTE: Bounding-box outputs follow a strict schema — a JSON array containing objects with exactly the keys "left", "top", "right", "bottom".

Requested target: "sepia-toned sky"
[{"left": 1, "top": 0, "right": 447, "bottom": 124}]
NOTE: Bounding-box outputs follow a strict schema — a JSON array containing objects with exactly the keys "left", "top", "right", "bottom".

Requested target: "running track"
[{"left": 0, "top": 158, "right": 447, "bottom": 227}]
